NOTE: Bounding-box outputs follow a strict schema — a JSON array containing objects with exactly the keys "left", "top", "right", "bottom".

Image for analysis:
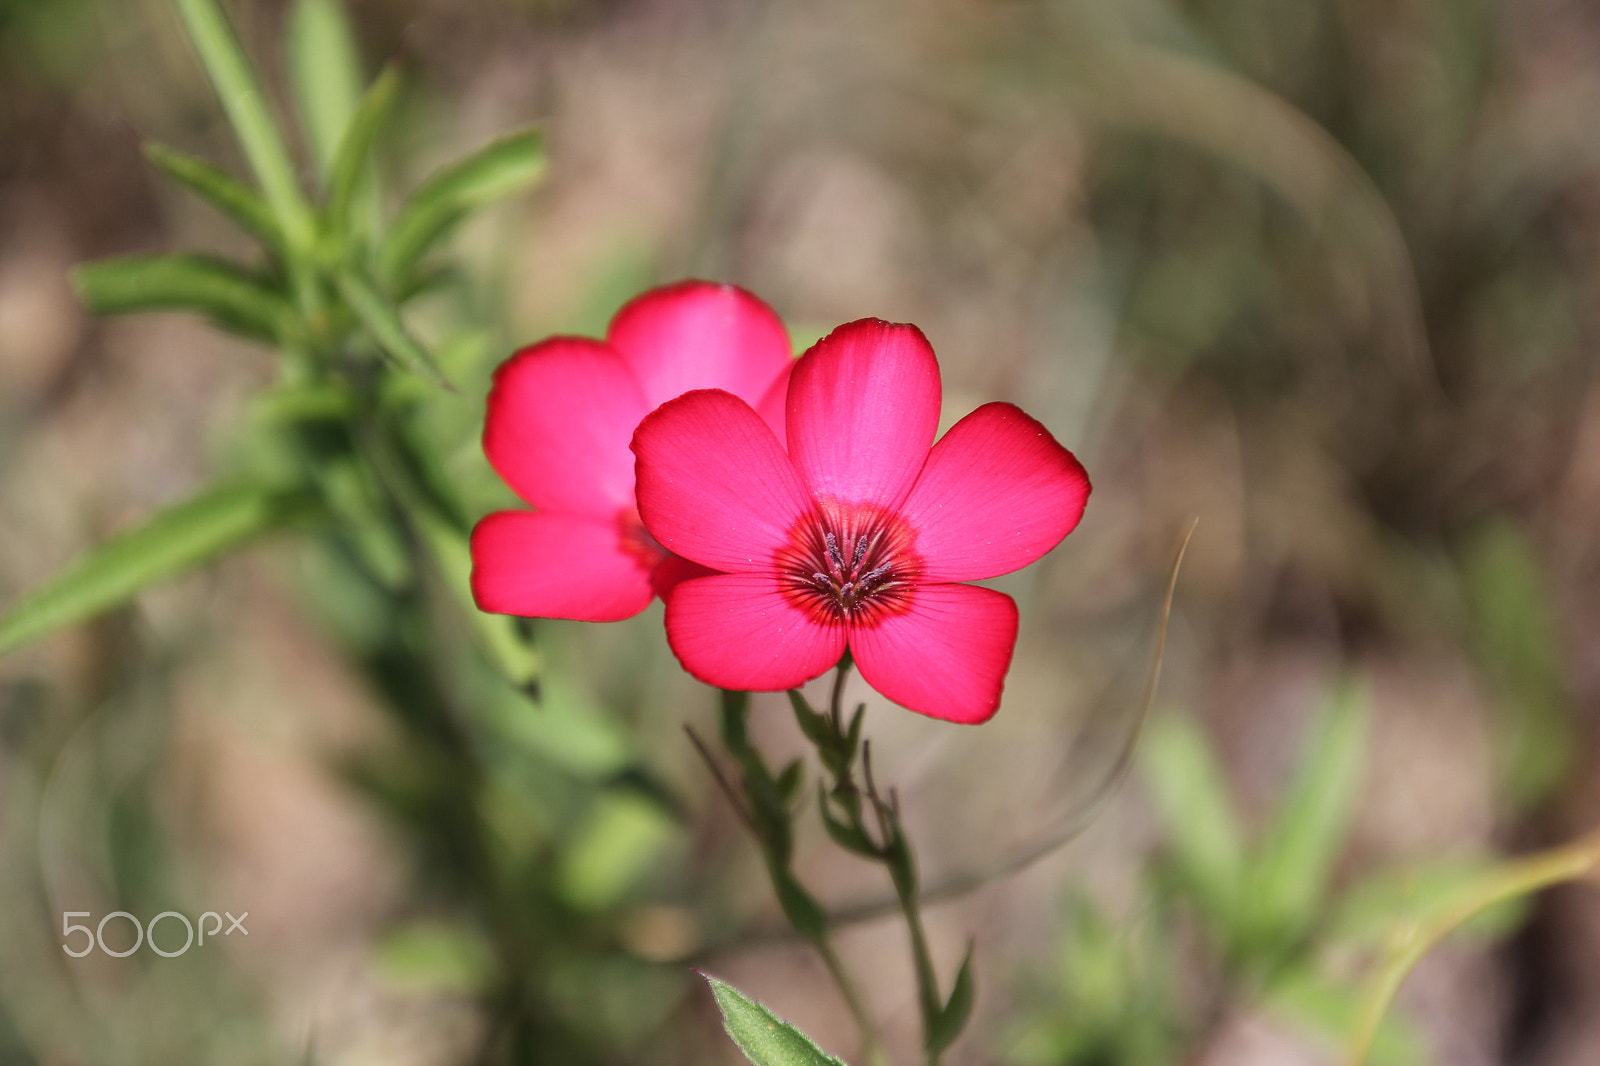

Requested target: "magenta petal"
[
  {"left": 632, "top": 389, "right": 813, "bottom": 573},
  {"left": 651, "top": 553, "right": 716, "bottom": 601},
  {"left": 787, "top": 319, "right": 941, "bottom": 509},
  {"left": 755, "top": 359, "right": 794, "bottom": 442},
  {"left": 849, "top": 583, "right": 1019, "bottom": 724},
  {"left": 483, "top": 339, "right": 651, "bottom": 515},
  {"left": 900, "top": 403, "right": 1091, "bottom": 581},
  {"left": 665, "top": 572, "right": 846, "bottom": 690},
  {"left": 607, "top": 280, "right": 794, "bottom": 408},
  {"left": 470, "top": 510, "right": 656, "bottom": 622}
]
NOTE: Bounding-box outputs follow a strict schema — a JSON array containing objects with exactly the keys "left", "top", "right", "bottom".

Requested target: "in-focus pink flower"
[
  {"left": 471, "top": 281, "right": 794, "bottom": 622},
  {"left": 631, "top": 319, "right": 1090, "bottom": 724}
]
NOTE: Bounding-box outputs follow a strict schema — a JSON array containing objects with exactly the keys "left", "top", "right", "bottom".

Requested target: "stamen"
[
  {"left": 777, "top": 504, "right": 918, "bottom": 623},
  {"left": 824, "top": 532, "right": 845, "bottom": 576},
  {"left": 858, "top": 564, "right": 892, "bottom": 588}
]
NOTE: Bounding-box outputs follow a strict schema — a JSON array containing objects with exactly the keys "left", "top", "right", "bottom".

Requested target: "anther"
[{"left": 824, "top": 532, "right": 845, "bottom": 574}]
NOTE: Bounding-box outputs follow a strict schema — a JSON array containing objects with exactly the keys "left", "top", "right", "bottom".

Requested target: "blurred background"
[{"left": 2, "top": 0, "right": 1599, "bottom": 1063}]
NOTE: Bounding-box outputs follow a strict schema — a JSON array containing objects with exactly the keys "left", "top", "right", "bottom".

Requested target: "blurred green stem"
[
  {"left": 1346, "top": 824, "right": 1600, "bottom": 1066},
  {"left": 809, "top": 658, "right": 961, "bottom": 1066},
  {"left": 708, "top": 689, "right": 890, "bottom": 1066}
]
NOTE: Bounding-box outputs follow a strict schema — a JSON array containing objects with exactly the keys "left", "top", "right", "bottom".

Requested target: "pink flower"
[
  {"left": 631, "top": 319, "right": 1091, "bottom": 724},
  {"left": 471, "top": 281, "right": 794, "bottom": 622}
]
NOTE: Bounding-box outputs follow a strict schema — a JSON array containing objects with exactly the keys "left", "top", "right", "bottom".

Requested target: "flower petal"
[
  {"left": 607, "top": 280, "right": 794, "bottom": 408},
  {"left": 756, "top": 358, "right": 794, "bottom": 442},
  {"left": 483, "top": 339, "right": 651, "bottom": 515},
  {"left": 651, "top": 553, "right": 716, "bottom": 601},
  {"left": 900, "top": 402, "right": 1091, "bottom": 581},
  {"left": 632, "top": 389, "right": 813, "bottom": 572},
  {"left": 849, "top": 583, "right": 1018, "bottom": 724},
  {"left": 787, "top": 319, "right": 941, "bottom": 510},
  {"left": 665, "top": 572, "right": 846, "bottom": 690},
  {"left": 470, "top": 510, "right": 656, "bottom": 622}
]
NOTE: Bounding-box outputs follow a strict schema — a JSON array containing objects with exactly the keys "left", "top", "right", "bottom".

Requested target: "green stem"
[
  {"left": 899, "top": 876, "right": 943, "bottom": 1066},
  {"left": 828, "top": 648, "right": 853, "bottom": 735},
  {"left": 1345, "top": 825, "right": 1600, "bottom": 1066},
  {"left": 824, "top": 658, "right": 948, "bottom": 1065},
  {"left": 712, "top": 686, "right": 890, "bottom": 1064}
]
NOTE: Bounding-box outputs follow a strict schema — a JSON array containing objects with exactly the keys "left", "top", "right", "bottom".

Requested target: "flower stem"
[
  {"left": 828, "top": 648, "right": 853, "bottom": 734},
  {"left": 816, "top": 660, "right": 962, "bottom": 1065},
  {"left": 1345, "top": 823, "right": 1600, "bottom": 1066},
  {"left": 705, "top": 687, "right": 890, "bottom": 1065}
]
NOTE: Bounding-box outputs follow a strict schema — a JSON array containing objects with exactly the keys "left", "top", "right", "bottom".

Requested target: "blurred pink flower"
[
  {"left": 631, "top": 319, "right": 1091, "bottom": 723},
  {"left": 471, "top": 281, "right": 794, "bottom": 622}
]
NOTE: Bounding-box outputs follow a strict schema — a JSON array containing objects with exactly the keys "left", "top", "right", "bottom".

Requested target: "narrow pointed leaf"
[
  {"left": 324, "top": 64, "right": 401, "bottom": 243},
  {"left": 788, "top": 689, "right": 833, "bottom": 748},
  {"left": 287, "top": 0, "right": 365, "bottom": 178},
  {"left": 410, "top": 505, "right": 539, "bottom": 687},
  {"left": 73, "top": 254, "right": 299, "bottom": 345},
  {"left": 703, "top": 975, "right": 848, "bottom": 1066},
  {"left": 845, "top": 703, "right": 866, "bottom": 759},
  {"left": 775, "top": 759, "right": 804, "bottom": 805},
  {"left": 173, "top": 0, "right": 315, "bottom": 255},
  {"left": 377, "top": 130, "right": 546, "bottom": 289},
  {"left": 818, "top": 787, "right": 876, "bottom": 856},
  {"left": 928, "top": 942, "right": 976, "bottom": 1055},
  {"left": 0, "top": 483, "right": 297, "bottom": 654},
  {"left": 1139, "top": 712, "right": 1245, "bottom": 922},
  {"left": 1252, "top": 679, "right": 1369, "bottom": 933},
  {"left": 143, "top": 143, "right": 284, "bottom": 253},
  {"left": 335, "top": 272, "right": 450, "bottom": 387},
  {"left": 770, "top": 867, "right": 828, "bottom": 944}
]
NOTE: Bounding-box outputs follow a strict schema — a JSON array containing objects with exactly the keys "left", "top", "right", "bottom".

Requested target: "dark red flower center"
[
  {"left": 776, "top": 500, "right": 920, "bottom": 626},
  {"left": 617, "top": 508, "right": 667, "bottom": 568}
]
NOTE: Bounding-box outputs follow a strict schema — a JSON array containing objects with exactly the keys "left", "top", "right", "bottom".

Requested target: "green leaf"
[
  {"left": 844, "top": 703, "right": 866, "bottom": 760},
  {"left": 324, "top": 64, "right": 401, "bottom": 245},
  {"left": 1460, "top": 520, "right": 1572, "bottom": 807},
  {"left": 377, "top": 130, "right": 546, "bottom": 290},
  {"left": 250, "top": 381, "right": 358, "bottom": 424},
  {"left": 788, "top": 689, "right": 833, "bottom": 748},
  {"left": 287, "top": 0, "right": 365, "bottom": 179},
  {"left": 770, "top": 866, "right": 828, "bottom": 944},
  {"left": 1266, "top": 969, "right": 1422, "bottom": 1066},
  {"left": 334, "top": 272, "right": 450, "bottom": 387},
  {"left": 720, "top": 688, "right": 753, "bottom": 754},
  {"left": 143, "top": 143, "right": 284, "bottom": 253},
  {"left": 928, "top": 941, "right": 976, "bottom": 1055},
  {"left": 173, "top": 0, "right": 315, "bottom": 255},
  {"left": 0, "top": 483, "right": 295, "bottom": 654},
  {"left": 1139, "top": 712, "right": 1246, "bottom": 923},
  {"left": 775, "top": 758, "right": 804, "bottom": 805},
  {"left": 703, "top": 974, "right": 849, "bottom": 1066},
  {"left": 557, "top": 792, "right": 676, "bottom": 911},
  {"left": 72, "top": 253, "right": 299, "bottom": 345},
  {"left": 817, "top": 787, "right": 876, "bottom": 856},
  {"left": 1250, "top": 679, "right": 1369, "bottom": 936},
  {"left": 376, "top": 920, "right": 492, "bottom": 995},
  {"left": 1329, "top": 858, "right": 1529, "bottom": 950},
  {"left": 409, "top": 506, "right": 539, "bottom": 687}
]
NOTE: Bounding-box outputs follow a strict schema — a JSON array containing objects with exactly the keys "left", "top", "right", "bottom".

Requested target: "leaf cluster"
[{"left": 1, "top": 0, "right": 544, "bottom": 657}]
